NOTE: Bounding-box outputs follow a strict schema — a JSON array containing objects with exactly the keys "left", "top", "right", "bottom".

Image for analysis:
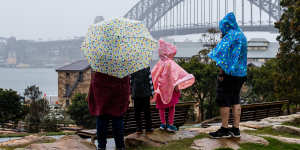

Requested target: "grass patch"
[
  {"left": 0, "top": 133, "right": 31, "bottom": 138},
  {"left": 283, "top": 118, "right": 300, "bottom": 128},
  {"left": 0, "top": 131, "right": 74, "bottom": 138},
  {"left": 40, "top": 131, "right": 75, "bottom": 136},
  {"left": 127, "top": 134, "right": 207, "bottom": 150},
  {"left": 244, "top": 127, "right": 300, "bottom": 139},
  {"left": 239, "top": 137, "right": 300, "bottom": 150}
]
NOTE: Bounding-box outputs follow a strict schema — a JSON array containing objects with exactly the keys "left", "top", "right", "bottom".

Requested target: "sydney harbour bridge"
[
  {"left": 124, "top": 0, "right": 281, "bottom": 38},
  {"left": 0, "top": 0, "right": 282, "bottom": 67}
]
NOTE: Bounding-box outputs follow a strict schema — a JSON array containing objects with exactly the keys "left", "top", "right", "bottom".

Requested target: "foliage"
[
  {"left": 179, "top": 58, "right": 218, "bottom": 121},
  {"left": 274, "top": 0, "right": 300, "bottom": 111},
  {"left": 67, "top": 93, "right": 96, "bottom": 129},
  {"left": 245, "top": 59, "right": 278, "bottom": 103},
  {"left": 24, "top": 85, "right": 42, "bottom": 102},
  {"left": 24, "top": 85, "right": 50, "bottom": 133},
  {"left": 0, "top": 88, "right": 28, "bottom": 124}
]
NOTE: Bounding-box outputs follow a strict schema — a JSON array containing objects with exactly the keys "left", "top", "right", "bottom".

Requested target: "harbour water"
[{"left": 0, "top": 68, "right": 58, "bottom": 96}]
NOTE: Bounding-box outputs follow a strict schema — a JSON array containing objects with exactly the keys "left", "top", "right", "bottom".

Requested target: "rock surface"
[
  {"left": 272, "top": 125, "right": 300, "bottom": 136},
  {"left": 186, "top": 125, "right": 256, "bottom": 134},
  {"left": 25, "top": 135, "right": 96, "bottom": 150},
  {"left": 260, "top": 134, "right": 300, "bottom": 144},
  {"left": 191, "top": 133, "right": 269, "bottom": 150},
  {"left": 125, "top": 129, "right": 199, "bottom": 148},
  {"left": 0, "top": 135, "right": 54, "bottom": 148}
]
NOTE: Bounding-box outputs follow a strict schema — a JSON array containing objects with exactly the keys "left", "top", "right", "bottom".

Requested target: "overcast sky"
[
  {"left": 0, "top": 0, "right": 139, "bottom": 40},
  {"left": 0, "top": 0, "right": 278, "bottom": 41}
]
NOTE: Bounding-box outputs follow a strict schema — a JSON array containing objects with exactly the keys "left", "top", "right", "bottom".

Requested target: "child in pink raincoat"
[{"left": 151, "top": 39, "right": 195, "bottom": 132}]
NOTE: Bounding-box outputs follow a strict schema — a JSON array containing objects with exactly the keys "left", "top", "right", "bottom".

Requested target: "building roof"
[{"left": 56, "top": 60, "right": 90, "bottom": 72}]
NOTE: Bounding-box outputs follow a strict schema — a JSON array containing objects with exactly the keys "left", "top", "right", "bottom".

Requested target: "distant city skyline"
[
  {"left": 0, "top": 0, "right": 279, "bottom": 42},
  {"left": 0, "top": 0, "right": 139, "bottom": 40}
]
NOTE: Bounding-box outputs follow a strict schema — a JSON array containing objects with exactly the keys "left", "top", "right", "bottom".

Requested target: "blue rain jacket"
[{"left": 208, "top": 12, "right": 248, "bottom": 77}]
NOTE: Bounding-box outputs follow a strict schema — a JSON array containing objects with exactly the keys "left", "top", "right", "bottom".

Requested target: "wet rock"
[
  {"left": 272, "top": 125, "right": 300, "bottom": 136},
  {"left": 125, "top": 129, "right": 199, "bottom": 148},
  {"left": 0, "top": 135, "right": 54, "bottom": 148},
  {"left": 25, "top": 135, "right": 96, "bottom": 150},
  {"left": 186, "top": 125, "right": 256, "bottom": 134},
  {"left": 191, "top": 133, "right": 269, "bottom": 150},
  {"left": 262, "top": 114, "right": 300, "bottom": 124},
  {"left": 260, "top": 134, "right": 300, "bottom": 144}
]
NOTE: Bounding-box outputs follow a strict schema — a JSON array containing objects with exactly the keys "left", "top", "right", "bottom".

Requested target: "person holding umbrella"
[
  {"left": 81, "top": 18, "right": 157, "bottom": 150},
  {"left": 208, "top": 12, "right": 247, "bottom": 139}
]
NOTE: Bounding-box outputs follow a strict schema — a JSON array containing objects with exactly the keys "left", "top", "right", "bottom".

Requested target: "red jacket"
[{"left": 87, "top": 72, "right": 130, "bottom": 117}]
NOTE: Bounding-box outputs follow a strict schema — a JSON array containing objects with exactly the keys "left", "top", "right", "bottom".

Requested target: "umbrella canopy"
[{"left": 81, "top": 18, "right": 157, "bottom": 78}]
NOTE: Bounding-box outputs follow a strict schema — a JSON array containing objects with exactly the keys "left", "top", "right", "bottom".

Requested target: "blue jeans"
[{"left": 96, "top": 115, "right": 125, "bottom": 149}]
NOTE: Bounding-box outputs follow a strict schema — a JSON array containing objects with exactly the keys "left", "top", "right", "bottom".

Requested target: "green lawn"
[
  {"left": 239, "top": 137, "right": 300, "bottom": 150},
  {"left": 128, "top": 130, "right": 300, "bottom": 150},
  {"left": 0, "top": 131, "right": 75, "bottom": 138},
  {"left": 283, "top": 118, "right": 300, "bottom": 128},
  {"left": 244, "top": 127, "right": 300, "bottom": 139}
]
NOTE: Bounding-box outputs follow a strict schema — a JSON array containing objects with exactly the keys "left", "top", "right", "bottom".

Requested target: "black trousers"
[{"left": 133, "top": 97, "right": 152, "bottom": 131}]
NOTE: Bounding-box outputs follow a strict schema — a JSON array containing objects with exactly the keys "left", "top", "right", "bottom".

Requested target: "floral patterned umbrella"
[{"left": 81, "top": 18, "right": 157, "bottom": 78}]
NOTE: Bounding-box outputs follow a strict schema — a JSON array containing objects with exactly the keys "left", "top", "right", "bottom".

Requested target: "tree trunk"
[
  {"left": 287, "top": 100, "right": 291, "bottom": 115},
  {"left": 200, "top": 99, "right": 204, "bottom": 121},
  {"left": 195, "top": 102, "right": 202, "bottom": 123}
]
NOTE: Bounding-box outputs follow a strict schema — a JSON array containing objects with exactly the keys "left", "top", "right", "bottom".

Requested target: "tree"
[
  {"left": 179, "top": 58, "right": 218, "bottom": 122},
  {"left": 245, "top": 59, "right": 278, "bottom": 103},
  {"left": 274, "top": 0, "right": 300, "bottom": 114},
  {"left": 67, "top": 93, "right": 96, "bottom": 129},
  {"left": 24, "top": 85, "right": 49, "bottom": 132},
  {"left": 0, "top": 88, "right": 28, "bottom": 124}
]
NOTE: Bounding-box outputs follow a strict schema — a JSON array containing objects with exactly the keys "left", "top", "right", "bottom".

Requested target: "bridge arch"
[{"left": 124, "top": 0, "right": 281, "bottom": 38}]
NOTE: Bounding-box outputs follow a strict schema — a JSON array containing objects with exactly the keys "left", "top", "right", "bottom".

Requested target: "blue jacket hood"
[{"left": 219, "top": 12, "right": 241, "bottom": 35}]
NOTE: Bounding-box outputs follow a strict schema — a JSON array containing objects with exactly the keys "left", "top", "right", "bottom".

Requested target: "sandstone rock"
[
  {"left": 240, "top": 120, "right": 278, "bottom": 129},
  {"left": 260, "top": 134, "right": 300, "bottom": 144},
  {"left": 191, "top": 133, "right": 269, "bottom": 150},
  {"left": 272, "top": 125, "right": 300, "bottom": 136},
  {"left": 262, "top": 114, "right": 300, "bottom": 124},
  {"left": 125, "top": 129, "right": 199, "bottom": 148},
  {"left": 186, "top": 125, "right": 256, "bottom": 134},
  {"left": 0, "top": 135, "right": 55, "bottom": 148},
  {"left": 25, "top": 135, "right": 96, "bottom": 150}
]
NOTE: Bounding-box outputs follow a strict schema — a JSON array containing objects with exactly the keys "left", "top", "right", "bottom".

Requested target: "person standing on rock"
[
  {"left": 208, "top": 12, "right": 247, "bottom": 139},
  {"left": 151, "top": 39, "right": 195, "bottom": 133},
  {"left": 87, "top": 72, "right": 130, "bottom": 150},
  {"left": 130, "top": 67, "right": 154, "bottom": 134}
]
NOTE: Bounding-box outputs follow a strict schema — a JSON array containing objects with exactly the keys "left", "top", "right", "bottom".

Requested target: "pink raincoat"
[{"left": 151, "top": 40, "right": 195, "bottom": 105}]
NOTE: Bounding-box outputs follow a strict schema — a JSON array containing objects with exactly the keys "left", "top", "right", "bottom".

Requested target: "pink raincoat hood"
[{"left": 151, "top": 40, "right": 195, "bottom": 104}]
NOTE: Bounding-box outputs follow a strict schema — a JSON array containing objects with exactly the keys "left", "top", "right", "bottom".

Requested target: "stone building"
[{"left": 56, "top": 60, "right": 91, "bottom": 107}]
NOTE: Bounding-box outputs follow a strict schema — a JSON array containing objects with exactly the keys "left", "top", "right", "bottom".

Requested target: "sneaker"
[
  {"left": 167, "top": 125, "right": 177, "bottom": 133},
  {"left": 229, "top": 127, "right": 241, "bottom": 138},
  {"left": 209, "top": 127, "right": 231, "bottom": 139},
  {"left": 160, "top": 124, "right": 166, "bottom": 130}
]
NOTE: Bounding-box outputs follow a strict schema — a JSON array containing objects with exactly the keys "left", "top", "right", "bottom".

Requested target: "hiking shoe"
[
  {"left": 167, "top": 125, "right": 177, "bottom": 133},
  {"left": 229, "top": 127, "right": 241, "bottom": 138},
  {"left": 209, "top": 127, "right": 231, "bottom": 139},
  {"left": 160, "top": 124, "right": 166, "bottom": 130}
]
